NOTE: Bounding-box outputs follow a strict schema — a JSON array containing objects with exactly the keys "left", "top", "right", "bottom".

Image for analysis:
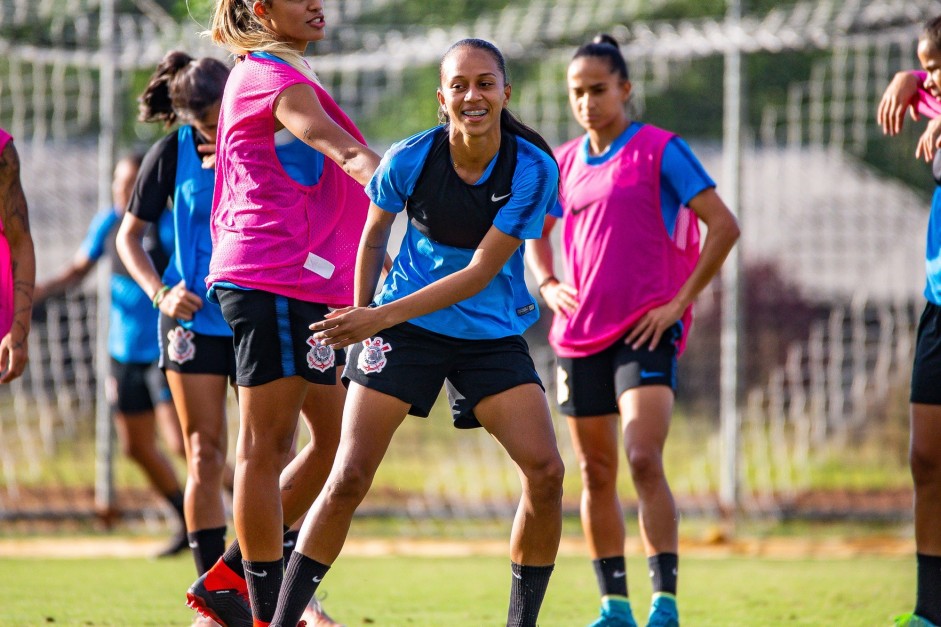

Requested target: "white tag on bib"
[{"left": 304, "top": 252, "right": 335, "bottom": 279}]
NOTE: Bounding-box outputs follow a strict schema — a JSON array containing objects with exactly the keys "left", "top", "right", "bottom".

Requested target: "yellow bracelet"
[{"left": 152, "top": 285, "right": 170, "bottom": 308}]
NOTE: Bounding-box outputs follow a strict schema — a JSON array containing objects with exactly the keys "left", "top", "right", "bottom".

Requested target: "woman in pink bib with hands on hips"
[{"left": 526, "top": 34, "right": 739, "bottom": 627}]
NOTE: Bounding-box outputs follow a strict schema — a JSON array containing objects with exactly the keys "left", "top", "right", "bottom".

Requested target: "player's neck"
[{"left": 586, "top": 117, "right": 630, "bottom": 156}]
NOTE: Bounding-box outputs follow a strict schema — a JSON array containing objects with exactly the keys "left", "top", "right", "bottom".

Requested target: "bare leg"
[
  {"left": 567, "top": 413, "right": 623, "bottom": 559},
  {"left": 114, "top": 409, "right": 182, "bottom": 497},
  {"left": 280, "top": 372, "right": 346, "bottom": 527},
  {"left": 296, "top": 383, "right": 409, "bottom": 565},
  {"left": 166, "top": 370, "right": 229, "bottom": 531},
  {"left": 234, "top": 377, "right": 307, "bottom": 562},
  {"left": 911, "top": 403, "right": 941, "bottom": 555},
  {"left": 476, "top": 383, "right": 564, "bottom": 566},
  {"left": 155, "top": 398, "right": 186, "bottom": 461},
  {"left": 619, "top": 386, "right": 677, "bottom": 556}
]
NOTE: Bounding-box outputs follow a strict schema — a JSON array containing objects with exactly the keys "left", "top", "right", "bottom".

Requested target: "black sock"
[
  {"left": 648, "top": 553, "right": 678, "bottom": 595},
  {"left": 221, "top": 538, "right": 245, "bottom": 578},
  {"left": 915, "top": 553, "right": 941, "bottom": 624},
  {"left": 592, "top": 555, "right": 628, "bottom": 598},
  {"left": 188, "top": 526, "right": 227, "bottom": 575},
  {"left": 283, "top": 529, "right": 300, "bottom": 564},
  {"left": 166, "top": 490, "right": 186, "bottom": 526},
  {"left": 220, "top": 526, "right": 290, "bottom": 580},
  {"left": 271, "top": 552, "right": 331, "bottom": 627},
  {"left": 243, "top": 559, "right": 283, "bottom": 623},
  {"left": 506, "top": 562, "right": 554, "bottom": 627}
]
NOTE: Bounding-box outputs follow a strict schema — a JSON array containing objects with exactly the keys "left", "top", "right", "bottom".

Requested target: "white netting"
[{"left": 0, "top": 0, "right": 932, "bottom": 525}]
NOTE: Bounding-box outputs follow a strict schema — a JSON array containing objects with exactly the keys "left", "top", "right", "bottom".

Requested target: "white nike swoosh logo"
[
  {"left": 245, "top": 568, "right": 267, "bottom": 578},
  {"left": 312, "top": 575, "right": 323, "bottom": 583},
  {"left": 491, "top": 192, "right": 511, "bottom": 202},
  {"left": 188, "top": 541, "right": 199, "bottom": 549},
  {"left": 613, "top": 570, "right": 626, "bottom": 578},
  {"left": 283, "top": 539, "right": 295, "bottom": 548},
  {"left": 512, "top": 572, "right": 522, "bottom": 579}
]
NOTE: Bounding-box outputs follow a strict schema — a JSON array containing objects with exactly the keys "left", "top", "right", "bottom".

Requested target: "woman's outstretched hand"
[{"left": 310, "top": 306, "right": 389, "bottom": 349}]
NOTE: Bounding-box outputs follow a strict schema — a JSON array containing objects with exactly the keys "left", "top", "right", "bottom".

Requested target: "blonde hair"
[{"left": 208, "top": 0, "right": 319, "bottom": 83}]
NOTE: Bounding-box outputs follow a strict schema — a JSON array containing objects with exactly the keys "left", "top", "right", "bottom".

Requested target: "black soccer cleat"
[{"left": 186, "top": 567, "right": 252, "bottom": 627}]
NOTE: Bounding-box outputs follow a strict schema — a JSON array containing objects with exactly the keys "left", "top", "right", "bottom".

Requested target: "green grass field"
[{"left": 0, "top": 542, "right": 914, "bottom": 626}]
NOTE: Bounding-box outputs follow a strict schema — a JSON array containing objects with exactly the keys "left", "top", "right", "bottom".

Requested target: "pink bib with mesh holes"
[
  {"left": 0, "top": 128, "right": 14, "bottom": 337},
  {"left": 550, "top": 124, "right": 700, "bottom": 357}
]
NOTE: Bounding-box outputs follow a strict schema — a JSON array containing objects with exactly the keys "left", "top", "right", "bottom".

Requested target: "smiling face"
[
  {"left": 437, "top": 45, "right": 511, "bottom": 140},
  {"left": 566, "top": 55, "right": 631, "bottom": 135},
  {"left": 253, "top": 0, "right": 326, "bottom": 52},
  {"left": 919, "top": 36, "right": 941, "bottom": 100}
]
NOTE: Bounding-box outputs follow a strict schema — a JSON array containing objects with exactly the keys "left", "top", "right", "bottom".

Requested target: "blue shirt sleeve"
[
  {"left": 494, "top": 139, "right": 559, "bottom": 240},
  {"left": 79, "top": 209, "right": 118, "bottom": 262},
  {"left": 659, "top": 136, "right": 715, "bottom": 237},
  {"left": 366, "top": 128, "right": 438, "bottom": 213},
  {"left": 660, "top": 137, "right": 715, "bottom": 211}
]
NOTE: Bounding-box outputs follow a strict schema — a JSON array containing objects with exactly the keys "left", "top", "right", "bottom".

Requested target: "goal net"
[{"left": 1, "top": 0, "right": 935, "bottom": 530}]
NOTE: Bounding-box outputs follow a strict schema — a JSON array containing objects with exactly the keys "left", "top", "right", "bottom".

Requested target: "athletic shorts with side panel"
[
  {"left": 158, "top": 314, "right": 236, "bottom": 379},
  {"left": 912, "top": 301, "right": 941, "bottom": 405},
  {"left": 343, "top": 321, "right": 543, "bottom": 429},
  {"left": 108, "top": 359, "right": 170, "bottom": 415},
  {"left": 216, "top": 288, "right": 345, "bottom": 387},
  {"left": 556, "top": 323, "right": 681, "bottom": 417}
]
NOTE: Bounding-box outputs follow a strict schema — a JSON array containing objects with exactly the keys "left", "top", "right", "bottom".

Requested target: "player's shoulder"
[
  {"left": 382, "top": 126, "right": 441, "bottom": 170},
  {"left": 387, "top": 126, "right": 440, "bottom": 157},
  {"left": 146, "top": 131, "right": 179, "bottom": 157},
  {"left": 515, "top": 136, "right": 559, "bottom": 182}
]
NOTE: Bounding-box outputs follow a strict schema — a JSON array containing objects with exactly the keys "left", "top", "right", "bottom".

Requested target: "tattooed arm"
[{"left": 0, "top": 139, "right": 35, "bottom": 383}]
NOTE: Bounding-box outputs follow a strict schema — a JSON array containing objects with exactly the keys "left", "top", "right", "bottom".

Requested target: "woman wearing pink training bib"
[
  {"left": 185, "top": 1, "right": 380, "bottom": 626},
  {"left": 0, "top": 128, "right": 34, "bottom": 383},
  {"left": 526, "top": 34, "right": 739, "bottom": 627}
]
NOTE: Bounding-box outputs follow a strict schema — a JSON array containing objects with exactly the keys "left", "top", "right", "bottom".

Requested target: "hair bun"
[{"left": 592, "top": 33, "right": 620, "bottom": 49}]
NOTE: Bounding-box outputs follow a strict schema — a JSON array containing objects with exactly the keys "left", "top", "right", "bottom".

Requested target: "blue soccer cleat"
[
  {"left": 588, "top": 596, "right": 638, "bottom": 627},
  {"left": 894, "top": 613, "right": 939, "bottom": 627},
  {"left": 646, "top": 592, "right": 679, "bottom": 627}
]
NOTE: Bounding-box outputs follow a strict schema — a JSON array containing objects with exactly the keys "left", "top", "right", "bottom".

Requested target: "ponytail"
[
  {"left": 138, "top": 50, "right": 193, "bottom": 127},
  {"left": 500, "top": 109, "right": 555, "bottom": 161},
  {"left": 138, "top": 50, "right": 230, "bottom": 127},
  {"left": 208, "top": 0, "right": 319, "bottom": 84}
]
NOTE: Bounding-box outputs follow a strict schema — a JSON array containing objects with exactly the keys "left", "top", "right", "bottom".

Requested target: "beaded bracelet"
[{"left": 152, "top": 285, "right": 170, "bottom": 309}]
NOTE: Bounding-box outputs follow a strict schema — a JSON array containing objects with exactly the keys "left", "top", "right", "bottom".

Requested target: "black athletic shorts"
[
  {"left": 108, "top": 359, "right": 171, "bottom": 415},
  {"left": 158, "top": 314, "right": 236, "bottom": 378},
  {"left": 912, "top": 301, "right": 941, "bottom": 405},
  {"left": 343, "top": 321, "right": 543, "bottom": 429},
  {"left": 216, "top": 288, "right": 345, "bottom": 387},
  {"left": 556, "top": 322, "right": 681, "bottom": 417}
]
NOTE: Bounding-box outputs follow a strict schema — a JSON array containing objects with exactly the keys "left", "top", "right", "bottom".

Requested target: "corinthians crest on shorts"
[
  {"left": 167, "top": 326, "right": 196, "bottom": 364},
  {"left": 358, "top": 336, "right": 391, "bottom": 374},
  {"left": 306, "top": 335, "right": 336, "bottom": 373}
]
